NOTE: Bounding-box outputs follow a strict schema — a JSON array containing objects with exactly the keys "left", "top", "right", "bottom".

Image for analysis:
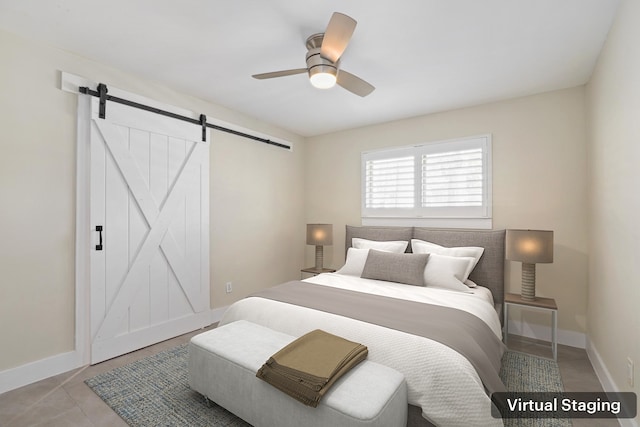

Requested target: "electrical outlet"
[
  {"left": 225, "top": 282, "right": 233, "bottom": 294},
  {"left": 627, "top": 358, "right": 634, "bottom": 387}
]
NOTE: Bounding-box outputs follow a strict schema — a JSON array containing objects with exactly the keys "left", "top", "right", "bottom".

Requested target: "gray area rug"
[
  {"left": 86, "top": 344, "right": 248, "bottom": 427},
  {"left": 86, "top": 344, "right": 568, "bottom": 427},
  {"left": 500, "top": 351, "right": 571, "bottom": 427}
]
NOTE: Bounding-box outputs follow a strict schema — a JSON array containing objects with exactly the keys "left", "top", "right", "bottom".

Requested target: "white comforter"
[{"left": 219, "top": 273, "right": 504, "bottom": 427}]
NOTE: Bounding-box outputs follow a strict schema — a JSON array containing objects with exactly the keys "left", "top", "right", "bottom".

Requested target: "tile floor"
[
  {"left": 0, "top": 326, "right": 211, "bottom": 427},
  {"left": 0, "top": 331, "right": 620, "bottom": 427}
]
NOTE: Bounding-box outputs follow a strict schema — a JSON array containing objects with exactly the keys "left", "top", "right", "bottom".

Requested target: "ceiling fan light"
[
  {"left": 309, "top": 66, "right": 337, "bottom": 89},
  {"left": 310, "top": 72, "right": 337, "bottom": 89}
]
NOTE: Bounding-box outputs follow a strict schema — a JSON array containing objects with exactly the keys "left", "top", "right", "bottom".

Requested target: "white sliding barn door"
[{"left": 88, "top": 98, "right": 210, "bottom": 364}]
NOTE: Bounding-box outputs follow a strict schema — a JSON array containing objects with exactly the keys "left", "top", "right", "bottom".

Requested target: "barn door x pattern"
[{"left": 89, "top": 102, "right": 210, "bottom": 363}]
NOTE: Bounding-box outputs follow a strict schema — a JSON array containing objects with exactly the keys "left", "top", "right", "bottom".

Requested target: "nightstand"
[
  {"left": 503, "top": 293, "right": 557, "bottom": 360},
  {"left": 301, "top": 267, "right": 336, "bottom": 279}
]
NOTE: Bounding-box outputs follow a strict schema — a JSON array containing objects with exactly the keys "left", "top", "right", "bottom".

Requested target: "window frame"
[{"left": 361, "top": 134, "right": 492, "bottom": 229}]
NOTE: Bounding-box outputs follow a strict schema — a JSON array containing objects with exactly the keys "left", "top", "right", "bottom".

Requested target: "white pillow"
[
  {"left": 464, "top": 279, "right": 478, "bottom": 288},
  {"left": 336, "top": 247, "right": 370, "bottom": 276},
  {"left": 423, "top": 254, "right": 475, "bottom": 293},
  {"left": 411, "top": 239, "right": 484, "bottom": 281},
  {"left": 352, "top": 238, "right": 408, "bottom": 253}
]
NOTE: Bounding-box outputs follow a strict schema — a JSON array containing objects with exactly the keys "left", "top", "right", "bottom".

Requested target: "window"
[{"left": 362, "top": 135, "right": 492, "bottom": 229}]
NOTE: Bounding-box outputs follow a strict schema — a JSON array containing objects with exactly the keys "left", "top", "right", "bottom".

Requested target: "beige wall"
[
  {"left": 0, "top": 30, "right": 306, "bottom": 371},
  {"left": 585, "top": 0, "right": 640, "bottom": 407},
  {"left": 305, "top": 87, "right": 589, "bottom": 339}
]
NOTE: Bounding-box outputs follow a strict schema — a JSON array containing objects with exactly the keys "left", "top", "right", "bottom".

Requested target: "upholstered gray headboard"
[{"left": 345, "top": 225, "right": 506, "bottom": 307}]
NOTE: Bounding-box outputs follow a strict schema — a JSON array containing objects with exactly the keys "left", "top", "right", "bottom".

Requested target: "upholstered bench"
[{"left": 188, "top": 320, "right": 407, "bottom": 427}]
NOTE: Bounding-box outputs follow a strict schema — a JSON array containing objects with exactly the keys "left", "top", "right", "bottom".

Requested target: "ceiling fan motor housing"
[
  {"left": 306, "top": 33, "right": 338, "bottom": 77},
  {"left": 306, "top": 48, "right": 338, "bottom": 75},
  {"left": 305, "top": 34, "right": 338, "bottom": 88}
]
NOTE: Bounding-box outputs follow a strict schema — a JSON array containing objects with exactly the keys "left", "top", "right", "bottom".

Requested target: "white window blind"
[
  {"left": 361, "top": 135, "right": 492, "bottom": 229},
  {"left": 422, "top": 148, "right": 483, "bottom": 207},
  {"left": 365, "top": 156, "right": 414, "bottom": 208}
]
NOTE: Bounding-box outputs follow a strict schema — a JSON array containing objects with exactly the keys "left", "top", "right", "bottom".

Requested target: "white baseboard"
[
  {"left": 0, "top": 308, "right": 228, "bottom": 396},
  {"left": 586, "top": 338, "right": 638, "bottom": 427},
  {"left": 0, "top": 350, "right": 82, "bottom": 395},
  {"left": 507, "top": 319, "right": 586, "bottom": 349}
]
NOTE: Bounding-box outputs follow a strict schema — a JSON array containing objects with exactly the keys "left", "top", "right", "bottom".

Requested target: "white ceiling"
[{"left": 0, "top": 0, "right": 620, "bottom": 137}]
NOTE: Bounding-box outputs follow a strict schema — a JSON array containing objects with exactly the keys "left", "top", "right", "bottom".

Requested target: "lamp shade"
[
  {"left": 306, "top": 224, "right": 333, "bottom": 246},
  {"left": 505, "top": 229, "right": 553, "bottom": 264}
]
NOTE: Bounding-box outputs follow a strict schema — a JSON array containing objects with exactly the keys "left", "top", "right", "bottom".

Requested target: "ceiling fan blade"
[
  {"left": 321, "top": 12, "right": 356, "bottom": 63},
  {"left": 337, "top": 70, "right": 375, "bottom": 97},
  {"left": 252, "top": 68, "right": 307, "bottom": 79}
]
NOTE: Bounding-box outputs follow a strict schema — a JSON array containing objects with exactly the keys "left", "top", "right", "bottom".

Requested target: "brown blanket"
[
  {"left": 252, "top": 281, "right": 506, "bottom": 396},
  {"left": 256, "top": 329, "right": 368, "bottom": 407}
]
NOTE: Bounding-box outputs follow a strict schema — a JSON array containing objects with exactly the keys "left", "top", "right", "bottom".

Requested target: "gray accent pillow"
[{"left": 361, "top": 250, "right": 430, "bottom": 286}]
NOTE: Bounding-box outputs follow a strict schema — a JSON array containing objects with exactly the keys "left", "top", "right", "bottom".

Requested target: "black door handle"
[{"left": 96, "top": 225, "right": 103, "bottom": 251}]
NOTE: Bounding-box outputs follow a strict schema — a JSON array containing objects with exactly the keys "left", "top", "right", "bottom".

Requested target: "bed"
[{"left": 219, "top": 226, "right": 506, "bottom": 427}]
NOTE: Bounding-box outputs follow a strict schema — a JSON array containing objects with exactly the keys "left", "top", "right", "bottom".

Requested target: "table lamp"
[
  {"left": 506, "top": 229, "right": 554, "bottom": 301},
  {"left": 306, "top": 224, "right": 333, "bottom": 270}
]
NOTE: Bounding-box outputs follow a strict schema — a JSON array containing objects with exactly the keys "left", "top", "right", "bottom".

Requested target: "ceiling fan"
[{"left": 252, "top": 12, "right": 375, "bottom": 97}]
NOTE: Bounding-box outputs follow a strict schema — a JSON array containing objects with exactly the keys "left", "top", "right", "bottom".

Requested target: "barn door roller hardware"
[
  {"left": 79, "top": 83, "right": 291, "bottom": 149},
  {"left": 97, "top": 83, "right": 108, "bottom": 119}
]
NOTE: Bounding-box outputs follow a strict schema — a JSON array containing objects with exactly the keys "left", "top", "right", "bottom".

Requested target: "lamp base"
[
  {"left": 521, "top": 262, "right": 536, "bottom": 301},
  {"left": 315, "top": 245, "right": 324, "bottom": 270}
]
